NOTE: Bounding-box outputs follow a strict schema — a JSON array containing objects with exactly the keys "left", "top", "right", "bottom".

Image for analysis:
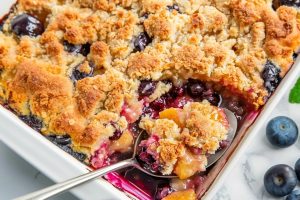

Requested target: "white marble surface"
[
  {"left": 1, "top": 77, "right": 300, "bottom": 200},
  {"left": 214, "top": 77, "right": 300, "bottom": 200}
]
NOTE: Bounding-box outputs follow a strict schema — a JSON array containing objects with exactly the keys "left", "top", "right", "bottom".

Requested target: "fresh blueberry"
[
  {"left": 264, "top": 164, "right": 297, "bottom": 197},
  {"left": 286, "top": 190, "right": 300, "bottom": 200},
  {"left": 295, "top": 159, "right": 300, "bottom": 181},
  {"left": 71, "top": 62, "right": 94, "bottom": 81},
  {"left": 167, "top": 4, "right": 181, "bottom": 13},
  {"left": 261, "top": 60, "right": 281, "bottom": 94},
  {"left": 134, "top": 32, "right": 152, "bottom": 52},
  {"left": 11, "top": 14, "right": 44, "bottom": 37},
  {"left": 186, "top": 79, "right": 205, "bottom": 98},
  {"left": 266, "top": 116, "right": 298, "bottom": 148},
  {"left": 138, "top": 80, "right": 157, "bottom": 97},
  {"left": 19, "top": 115, "right": 43, "bottom": 132}
]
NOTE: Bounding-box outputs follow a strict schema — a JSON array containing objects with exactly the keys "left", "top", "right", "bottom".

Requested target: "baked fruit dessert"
[
  {"left": 138, "top": 101, "right": 229, "bottom": 179},
  {"left": 0, "top": 0, "right": 300, "bottom": 199}
]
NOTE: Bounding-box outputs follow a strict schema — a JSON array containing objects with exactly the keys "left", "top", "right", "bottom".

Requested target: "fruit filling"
[{"left": 138, "top": 101, "right": 229, "bottom": 179}]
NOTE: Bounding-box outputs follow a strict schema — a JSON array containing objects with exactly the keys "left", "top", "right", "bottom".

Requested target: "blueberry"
[
  {"left": 169, "top": 85, "right": 185, "bottom": 98},
  {"left": 273, "top": 0, "right": 300, "bottom": 10},
  {"left": 203, "top": 92, "right": 221, "bottom": 106},
  {"left": 19, "top": 115, "right": 43, "bottom": 132},
  {"left": 47, "top": 134, "right": 87, "bottom": 162},
  {"left": 150, "top": 97, "right": 167, "bottom": 111},
  {"left": 129, "top": 122, "right": 143, "bottom": 137},
  {"left": 295, "top": 159, "right": 300, "bottom": 181},
  {"left": 186, "top": 79, "right": 205, "bottom": 97},
  {"left": 48, "top": 135, "right": 72, "bottom": 146},
  {"left": 63, "top": 41, "right": 91, "bottom": 56},
  {"left": 138, "top": 80, "right": 157, "bottom": 97},
  {"left": 261, "top": 60, "right": 281, "bottom": 94},
  {"left": 134, "top": 32, "right": 152, "bottom": 52},
  {"left": 293, "top": 53, "right": 298, "bottom": 61},
  {"left": 0, "top": 15, "right": 8, "bottom": 32},
  {"left": 109, "top": 130, "right": 123, "bottom": 140},
  {"left": 167, "top": 4, "right": 181, "bottom": 13},
  {"left": 264, "top": 164, "right": 297, "bottom": 197},
  {"left": 63, "top": 146, "right": 87, "bottom": 162},
  {"left": 80, "top": 43, "right": 91, "bottom": 56},
  {"left": 155, "top": 186, "right": 173, "bottom": 200},
  {"left": 266, "top": 116, "right": 298, "bottom": 148},
  {"left": 142, "top": 106, "right": 159, "bottom": 118},
  {"left": 286, "top": 190, "right": 300, "bottom": 200},
  {"left": 227, "top": 100, "right": 245, "bottom": 118},
  {"left": 11, "top": 14, "right": 44, "bottom": 37},
  {"left": 71, "top": 62, "right": 94, "bottom": 81},
  {"left": 141, "top": 13, "right": 149, "bottom": 19}
]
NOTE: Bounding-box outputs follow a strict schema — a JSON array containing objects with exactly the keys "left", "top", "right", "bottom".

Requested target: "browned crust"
[{"left": 0, "top": 0, "right": 299, "bottom": 165}]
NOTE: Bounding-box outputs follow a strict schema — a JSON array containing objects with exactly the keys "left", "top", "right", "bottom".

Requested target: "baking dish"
[{"left": 1, "top": 0, "right": 300, "bottom": 199}]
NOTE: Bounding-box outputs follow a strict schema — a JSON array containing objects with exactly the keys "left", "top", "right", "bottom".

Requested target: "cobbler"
[{"left": 0, "top": 0, "right": 300, "bottom": 199}]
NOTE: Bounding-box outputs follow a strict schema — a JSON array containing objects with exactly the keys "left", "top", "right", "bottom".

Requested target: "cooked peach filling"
[{"left": 138, "top": 101, "right": 229, "bottom": 179}]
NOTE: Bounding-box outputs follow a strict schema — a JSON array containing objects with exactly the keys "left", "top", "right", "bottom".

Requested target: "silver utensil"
[{"left": 15, "top": 109, "right": 237, "bottom": 200}]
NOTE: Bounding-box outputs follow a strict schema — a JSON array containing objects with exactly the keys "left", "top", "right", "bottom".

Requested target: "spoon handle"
[{"left": 14, "top": 159, "right": 135, "bottom": 200}]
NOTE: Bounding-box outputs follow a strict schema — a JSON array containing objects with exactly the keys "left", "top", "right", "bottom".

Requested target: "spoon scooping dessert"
[{"left": 15, "top": 108, "right": 237, "bottom": 200}]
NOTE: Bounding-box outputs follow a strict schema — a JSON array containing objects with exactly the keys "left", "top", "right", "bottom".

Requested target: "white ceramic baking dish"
[{"left": 1, "top": 1, "right": 300, "bottom": 199}]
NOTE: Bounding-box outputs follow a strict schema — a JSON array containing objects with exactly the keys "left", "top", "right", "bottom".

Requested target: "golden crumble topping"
[{"left": 0, "top": 0, "right": 299, "bottom": 178}]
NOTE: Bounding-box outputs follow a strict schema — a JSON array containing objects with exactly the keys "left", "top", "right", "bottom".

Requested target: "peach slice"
[
  {"left": 174, "top": 152, "right": 207, "bottom": 180},
  {"left": 162, "top": 189, "right": 196, "bottom": 200},
  {"left": 159, "top": 108, "right": 185, "bottom": 128},
  {"left": 110, "top": 130, "right": 133, "bottom": 153}
]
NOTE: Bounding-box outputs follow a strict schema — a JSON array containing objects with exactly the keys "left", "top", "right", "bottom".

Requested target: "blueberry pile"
[
  {"left": 137, "top": 79, "right": 247, "bottom": 120},
  {"left": 46, "top": 135, "right": 87, "bottom": 162},
  {"left": 19, "top": 115, "right": 43, "bottom": 132},
  {"left": 264, "top": 117, "right": 300, "bottom": 198}
]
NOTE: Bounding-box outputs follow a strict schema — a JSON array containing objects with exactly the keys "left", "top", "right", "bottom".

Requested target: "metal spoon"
[{"left": 15, "top": 109, "right": 237, "bottom": 200}]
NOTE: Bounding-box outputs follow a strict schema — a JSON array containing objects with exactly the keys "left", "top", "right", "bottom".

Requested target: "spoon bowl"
[{"left": 15, "top": 108, "right": 237, "bottom": 200}]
